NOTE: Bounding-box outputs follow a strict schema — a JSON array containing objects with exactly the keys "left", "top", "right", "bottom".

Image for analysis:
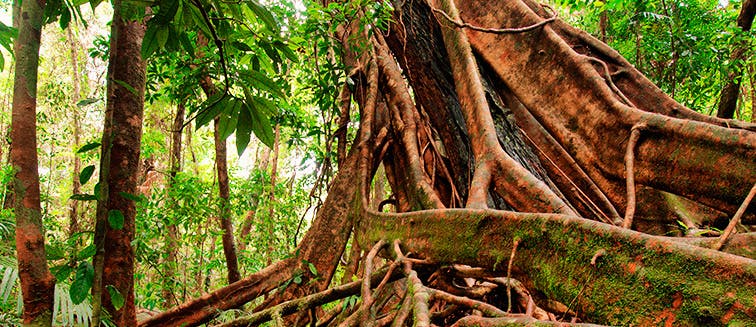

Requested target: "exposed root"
[
  {"left": 622, "top": 123, "right": 646, "bottom": 229},
  {"left": 430, "top": 3, "right": 556, "bottom": 34}
]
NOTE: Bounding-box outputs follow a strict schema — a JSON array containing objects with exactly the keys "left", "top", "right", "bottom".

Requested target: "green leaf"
[
  {"left": 235, "top": 100, "right": 254, "bottom": 156},
  {"left": 70, "top": 194, "right": 97, "bottom": 201},
  {"left": 108, "top": 210, "right": 124, "bottom": 230},
  {"left": 195, "top": 93, "right": 228, "bottom": 128},
  {"left": 141, "top": 22, "right": 168, "bottom": 59},
  {"left": 179, "top": 32, "right": 194, "bottom": 55},
  {"left": 76, "top": 243, "right": 96, "bottom": 260},
  {"left": 154, "top": 0, "right": 179, "bottom": 24},
  {"left": 70, "top": 261, "right": 94, "bottom": 304},
  {"left": 113, "top": 79, "right": 139, "bottom": 96},
  {"left": 307, "top": 262, "right": 317, "bottom": 276},
  {"left": 293, "top": 275, "right": 302, "bottom": 284},
  {"left": 94, "top": 182, "right": 103, "bottom": 201},
  {"left": 106, "top": 285, "right": 125, "bottom": 310},
  {"left": 119, "top": 191, "right": 144, "bottom": 202},
  {"left": 79, "top": 165, "right": 95, "bottom": 185},
  {"left": 77, "top": 142, "right": 101, "bottom": 153},
  {"left": 247, "top": 0, "right": 278, "bottom": 32},
  {"left": 273, "top": 40, "right": 299, "bottom": 63},
  {"left": 242, "top": 87, "right": 274, "bottom": 148},
  {"left": 77, "top": 98, "right": 101, "bottom": 107},
  {"left": 240, "top": 69, "right": 285, "bottom": 98},
  {"left": 218, "top": 98, "right": 242, "bottom": 140},
  {"left": 59, "top": 9, "right": 71, "bottom": 30},
  {"left": 231, "top": 41, "right": 253, "bottom": 52},
  {"left": 51, "top": 264, "right": 74, "bottom": 282},
  {"left": 45, "top": 244, "right": 65, "bottom": 260}
]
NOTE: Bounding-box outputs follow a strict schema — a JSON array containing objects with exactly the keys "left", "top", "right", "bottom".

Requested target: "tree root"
[{"left": 359, "top": 209, "right": 756, "bottom": 325}]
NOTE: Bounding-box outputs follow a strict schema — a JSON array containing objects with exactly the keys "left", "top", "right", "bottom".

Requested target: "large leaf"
[
  {"left": 79, "top": 165, "right": 95, "bottom": 185},
  {"left": 77, "top": 142, "right": 101, "bottom": 153},
  {"left": 106, "top": 285, "right": 125, "bottom": 310},
  {"left": 246, "top": 0, "right": 278, "bottom": 32},
  {"left": 242, "top": 86, "right": 274, "bottom": 148},
  {"left": 195, "top": 93, "right": 229, "bottom": 128},
  {"left": 153, "top": 0, "right": 179, "bottom": 24},
  {"left": 70, "top": 261, "right": 94, "bottom": 305},
  {"left": 236, "top": 99, "right": 254, "bottom": 156},
  {"left": 240, "top": 69, "right": 285, "bottom": 98},
  {"left": 218, "top": 98, "right": 242, "bottom": 140},
  {"left": 142, "top": 22, "right": 169, "bottom": 59}
]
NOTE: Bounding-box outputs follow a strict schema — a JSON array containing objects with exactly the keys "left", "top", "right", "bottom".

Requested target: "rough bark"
[
  {"left": 11, "top": 0, "right": 56, "bottom": 322},
  {"left": 143, "top": 1, "right": 756, "bottom": 325},
  {"left": 265, "top": 124, "right": 280, "bottom": 265},
  {"left": 91, "top": 3, "right": 146, "bottom": 325},
  {"left": 717, "top": 0, "right": 755, "bottom": 119}
]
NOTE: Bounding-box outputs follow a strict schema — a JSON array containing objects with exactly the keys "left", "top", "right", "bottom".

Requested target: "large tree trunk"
[
  {"left": 214, "top": 118, "right": 241, "bottom": 283},
  {"left": 11, "top": 0, "right": 56, "bottom": 323},
  {"left": 142, "top": 1, "right": 756, "bottom": 326},
  {"left": 91, "top": 2, "right": 147, "bottom": 325}
]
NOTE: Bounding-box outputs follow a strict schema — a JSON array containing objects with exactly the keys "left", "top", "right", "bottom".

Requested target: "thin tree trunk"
[
  {"left": 90, "top": 1, "right": 147, "bottom": 324},
  {"left": 11, "top": 0, "right": 55, "bottom": 322},
  {"left": 717, "top": 0, "right": 755, "bottom": 118},
  {"left": 163, "top": 102, "right": 185, "bottom": 309},
  {"left": 214, "top": 118, "right": 241, "bottom": 284},
  {"left": 67, "top": 25, "right": 82, "bottom": 238},
  {"left": 265, "top": 125, "right": 280, "bottom": 265}
]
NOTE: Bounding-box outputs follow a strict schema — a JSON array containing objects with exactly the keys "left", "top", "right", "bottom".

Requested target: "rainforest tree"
[{"left": 141, "top": 0, "right": 756, "bottom": 326}]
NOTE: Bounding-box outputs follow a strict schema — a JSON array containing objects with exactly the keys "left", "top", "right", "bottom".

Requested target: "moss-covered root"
[
  {"left": 360, "top": 209, "right": 756, "bottom": 325},
  {"left": 451, "top": 315, "right": 607, "bottom": 326}
]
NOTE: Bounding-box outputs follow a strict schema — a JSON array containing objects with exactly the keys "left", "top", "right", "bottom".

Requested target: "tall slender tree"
[
  {"left": 90, "top": 0, "right": 147, "bottom": 324},
  {"left": 11, "top": 0, "right": 56, "bottom": 323},
  {"left": 717, "top": 0, "right": 755, "bottom": 118},
  {"left": 67, "top": 25, "right": 83, "bottom": 238}
]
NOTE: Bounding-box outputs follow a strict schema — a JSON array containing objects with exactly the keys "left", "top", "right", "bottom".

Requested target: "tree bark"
[
  {"left": 717, "top": 0, "right": 755, "bottom": 119},
  {"left": 91, "top": 2, "right": 147, "bottom": 325},
  {"left": 265, "top": 125, "right": 280, "bottom": 265},
  {"left": 214, "top": 117, "right": 241, "bottom": 283},
  {"left": 11, "top": 0, "right": 56, "bottom": 322},
  {"left": 67, "top": 25, "right": 82, "bottom": 238},
  {"left": 163, "top": 102, "right": 185, "bottom": 309}
]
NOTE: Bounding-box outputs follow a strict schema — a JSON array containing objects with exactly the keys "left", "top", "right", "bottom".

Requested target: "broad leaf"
[
  {"left": 195, "top": 93, "right": 229, "bottom": 128},
  {"left": 247, "top": 0, "right": 278, "bottom": 32},
  {"left": 240, "top": 69, "right": 285, "bottom": 98},
  {"left": 218, "top": 98, "right": 242, "bottom": 140},
  {"left": 76, "top": 243, "right": 96, "bottom": 260},
  {"left": 106, "top": 285, "right": 125, "bottom": 310},
  {"left": 77, "top": 142, "right": 101, "bottom": 153},
  {"left": 70, "top": 261, "right": 94, "bottom": 304},
  {"left": 153, "top": 0, "right": 179, "bottom": 24},
  {"left": 236, "top": 99, "right": 254, "bottom": 156},
  {"left": 242, "top": 87, "right": 274, "bottom": 147},
  {"left": 79, "top": 165, "right": 95, "bottom": 185}
]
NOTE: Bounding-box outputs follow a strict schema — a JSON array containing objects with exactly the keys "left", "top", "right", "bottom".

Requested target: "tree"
[
  {"left": 717, "top": 0, "right": 755, "bottom": 118},
  {"left": 11, "top": 0, "right": 56, "bottom": 323},
  {"left": 143, "top": 0, "right": 755, "bottom": 325},
  {"left": 90, "top": 0, "right": 147, "bottom": 324}
]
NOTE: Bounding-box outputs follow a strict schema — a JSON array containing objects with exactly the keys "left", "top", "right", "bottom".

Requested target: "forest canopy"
[{"left": 0, "top": 0, "right": 754, "bottom": 326}]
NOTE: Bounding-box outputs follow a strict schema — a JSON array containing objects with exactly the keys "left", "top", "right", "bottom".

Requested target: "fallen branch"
[{"left": 713, "top": 182, "right": 756, "bottom": 250}]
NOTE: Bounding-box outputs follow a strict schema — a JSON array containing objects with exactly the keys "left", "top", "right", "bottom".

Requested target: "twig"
[
  {"left": 506, "top": 238, "right": 520, "bottom": 313},
  {"left": 622, "top": 124, "right": 646, "bottom": 229},
  {"left": 431, "top": 4, "right": 557, "bottom": 34},
  {"left": 712, "top": 182, "right": 756, "bottom": 250}
]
